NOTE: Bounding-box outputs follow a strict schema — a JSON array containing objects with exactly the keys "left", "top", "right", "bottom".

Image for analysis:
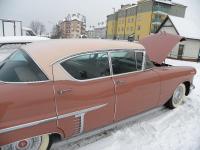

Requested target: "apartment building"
[
  {"left": 106, "top": 0, "right": 186, "bottom": 40},
  {"left": 59, "top": 13, "right": 86, "bottom": 38},
  {"left": 87, "top": 22, "right": 106, "bottom": 39}
]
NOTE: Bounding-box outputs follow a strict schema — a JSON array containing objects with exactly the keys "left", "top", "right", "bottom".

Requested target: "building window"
[
  {"left": 178, "top": 44, "right": 184, "bottom": 59},
  {"left": 131, "top": 26, "right": 133, "bottom": 31},
  {"left": 118, "top": 27, "right": 120, "bottom": 32},
  {"left": 127, "top": 27, "right": 129, "bottom": 31}
]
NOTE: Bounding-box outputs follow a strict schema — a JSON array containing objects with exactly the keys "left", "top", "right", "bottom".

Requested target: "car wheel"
[
  {"left": 1, "top": 135, "right": 50, "bottom": 150},
  {"left": 165, "top": 83, "right": 186, "bottom": 109}
]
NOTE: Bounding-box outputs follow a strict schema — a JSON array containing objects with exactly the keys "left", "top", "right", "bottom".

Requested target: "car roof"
[{"left": 22, "top": 39, "right": 144, "bottom": 80}]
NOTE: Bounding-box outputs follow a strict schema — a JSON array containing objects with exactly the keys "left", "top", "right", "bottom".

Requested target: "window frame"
[
  {"left": 108, "top": 49, "right": 146, "bottom": 77},
  {"left": 0, "top": 49, "right": 50, "bottom": 84},
  {"left": 58, "top": 49, "right": 148, "bottom": 82},
  {"left": 58, "top": 51, "right": 112, "bottom": 81}
]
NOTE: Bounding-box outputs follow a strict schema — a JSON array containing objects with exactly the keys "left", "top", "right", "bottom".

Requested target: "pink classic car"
[{"left": 0, "top": 33, "right": 196, "bottom": 150}]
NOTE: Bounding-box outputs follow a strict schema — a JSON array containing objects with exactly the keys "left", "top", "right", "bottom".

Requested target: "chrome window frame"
[
  {"left": 57, "top": 49, "right": 147, "bottom": 82},
  {"left": 108, "top": 49, "right": 146, "bottom": 76},
  {"left": 0, "top": 49, "right": 50, "bottom": 84},
  {"left": 58, "top": 51, "right": 112, "bottom": 82}
]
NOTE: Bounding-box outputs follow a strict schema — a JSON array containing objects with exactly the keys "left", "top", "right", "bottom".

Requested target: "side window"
[
  {"left": 110, "top": 50, "right": 138, "bottom": 75},
  {"left": 145, "top": 54, "right": 154, "bottom": 69},
  {"left": 61, "top": 52, "right": 110, "bottom": 80},
  {"left": 0, "top": 50, "right": 48, "bottom": 82}
]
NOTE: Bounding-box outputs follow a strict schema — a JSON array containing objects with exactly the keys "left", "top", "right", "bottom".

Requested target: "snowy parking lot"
[
  {"left": 0, "top": 50, "right": 200, "bottom": 150},
  {"left": 52, "top": 59, "right": 200, "bottom": 150}
]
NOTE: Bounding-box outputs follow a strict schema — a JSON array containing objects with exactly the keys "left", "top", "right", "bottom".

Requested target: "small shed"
[{"left": 156, "top": 15, "right": 200, "bottom": 62}]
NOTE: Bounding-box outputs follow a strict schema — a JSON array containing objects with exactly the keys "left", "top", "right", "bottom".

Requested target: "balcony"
[
  {"left": 152, "top": 18, "right": 162, "bottom": 25},
  {"left": 153, "top": 6, "right": 169, "bottom": 15}
]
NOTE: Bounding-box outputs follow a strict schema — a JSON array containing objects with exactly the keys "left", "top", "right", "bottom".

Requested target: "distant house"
[
  {"left": 86, "top": 22, "right": 106, "bottom": 39},
  {"left": 157, "top": 15, "right": 200, "bottom": 62}
]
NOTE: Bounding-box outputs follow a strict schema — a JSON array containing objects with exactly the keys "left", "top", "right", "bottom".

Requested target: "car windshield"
[{"left": 0, "top": 50, "right": 48, "bottom": 82}]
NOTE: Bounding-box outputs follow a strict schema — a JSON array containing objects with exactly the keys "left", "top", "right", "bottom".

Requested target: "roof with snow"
[
  {"left": 157, "top": 15, "right": 200, "bottom": 40},
  {"left": 0, "top": 36, "right": 49, "bottom": 44},
  {"left": 155, "top": 0, "right": 174, "bottom": 5},
  {"left": 154, "top": 0, "right": 186, "bottom": 6}
]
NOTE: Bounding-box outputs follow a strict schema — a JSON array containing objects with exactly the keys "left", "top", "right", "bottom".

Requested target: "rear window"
[{"left": 0, "top": 50, "right": 48, "bottom": 82}]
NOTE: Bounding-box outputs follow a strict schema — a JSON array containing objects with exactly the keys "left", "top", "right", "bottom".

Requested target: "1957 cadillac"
[{"left": 0, "top": 33, "right": 196, "bottom": 150}]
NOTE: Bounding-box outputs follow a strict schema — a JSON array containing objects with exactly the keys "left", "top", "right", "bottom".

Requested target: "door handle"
[
  {"left": 115, "top": 80, "right": 126, "bottom": 85},
  {"left": 57, "top": 88, "right": 72, "bottom": 95}
]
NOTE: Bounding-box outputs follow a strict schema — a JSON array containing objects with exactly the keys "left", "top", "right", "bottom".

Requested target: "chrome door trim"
[
  {"left": 0, "top": 117, "right": 57, "bottom": 134},
  {"left": 0, "top": 80, "right": 51, "bottom": 84},
  {"left": 0, "top": 103, "right": 108, "bottom": 134},
  {"left": 58, "top": 103, "right": 108, "bottom": 120},
  {"left": 51, "top": 107, "right": 164, "bottom": 148}
]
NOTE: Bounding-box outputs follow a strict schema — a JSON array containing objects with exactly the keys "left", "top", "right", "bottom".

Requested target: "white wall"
[{"left": 182, "top": 39, "right": 200, "bottom": 59}]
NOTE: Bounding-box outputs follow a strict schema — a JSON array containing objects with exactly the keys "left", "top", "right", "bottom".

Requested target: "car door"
[
  {"left": 53, "top": 51, "right": 115, "bottom": 138},
  {"left": 0, "top": 50, "right": 57, "bottom": 144},
  {"left": 110, "top": 50, "right": 160, "bottom": 121}
]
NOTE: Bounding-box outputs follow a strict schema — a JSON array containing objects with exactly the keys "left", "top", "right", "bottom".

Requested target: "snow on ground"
[{"left": 54, "top": 59, "right": 200, "bottom": 150}]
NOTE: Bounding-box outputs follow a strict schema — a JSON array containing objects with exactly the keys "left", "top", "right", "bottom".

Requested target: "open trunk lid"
[{"left": 139, "top": 32, "right": 185, "bottom": 64}]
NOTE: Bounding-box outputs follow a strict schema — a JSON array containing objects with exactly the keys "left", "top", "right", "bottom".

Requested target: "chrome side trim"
[
  {"left": 0, "top": 117, "right": 57, "bottom": 134},
  {"left": 51, "top": 107, "right": 165, "bottom": 149},
  {"left": 75, "top": 113, "right": 85, "bottom": 134},
  {"left": 0, "top": 103, "right": 107, "bottom": 134},
  {"left": 58, "top": 103, "right": 108, "bottom": 120},
  {"left": 0, "top": 80, "right": 51, "bottom": 84}
]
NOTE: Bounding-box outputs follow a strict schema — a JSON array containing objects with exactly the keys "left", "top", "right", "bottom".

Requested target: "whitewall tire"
[
  {"left": 166, "top": 83, "right": 186, "bottom": 109},
  {"left": 1, "top": 134, "right": 50, "bottom": 150}
]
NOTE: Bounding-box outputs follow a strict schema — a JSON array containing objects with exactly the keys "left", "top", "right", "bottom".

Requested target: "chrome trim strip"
[
  {"left": 0, "top": 117, "right": 57, "bottom": 134},
  {"left": 51, "top": 107, "right": 164, "bottom": 149},
  {"left": 0, "top": 103, "right": 107, "bottom": 134},
  {"left": 75, "top": 113, "right": 85, "bottom": 134},
  {"left": 108, "top": 51, "right": 113, "bottom": 76},
  {"left": 58, "top": 103, "right": 108, "bottom": 120},
  {"left": 0, "top": 80, "right": 51, "bottom": 84}
]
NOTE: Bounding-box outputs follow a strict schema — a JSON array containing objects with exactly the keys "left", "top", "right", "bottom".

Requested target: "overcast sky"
[{"left": 0, "top": 0, "right": 199, "bottom": 33}]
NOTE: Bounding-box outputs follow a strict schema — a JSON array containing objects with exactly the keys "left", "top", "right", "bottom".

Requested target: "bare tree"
[
  {"left": 51, "top": 24, "right": 61, "bottom": 39},
  {"left": 30, "top": 21, "right": 46, "bottom": 35}
]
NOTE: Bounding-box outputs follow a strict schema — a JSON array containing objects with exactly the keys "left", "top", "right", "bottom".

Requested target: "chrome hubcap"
[
  {"left": 1, "top": 136, "right": 42, "bottom": 150},
  {"left": 173, "top": 86, "right": 184, "bottom": 105}
]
